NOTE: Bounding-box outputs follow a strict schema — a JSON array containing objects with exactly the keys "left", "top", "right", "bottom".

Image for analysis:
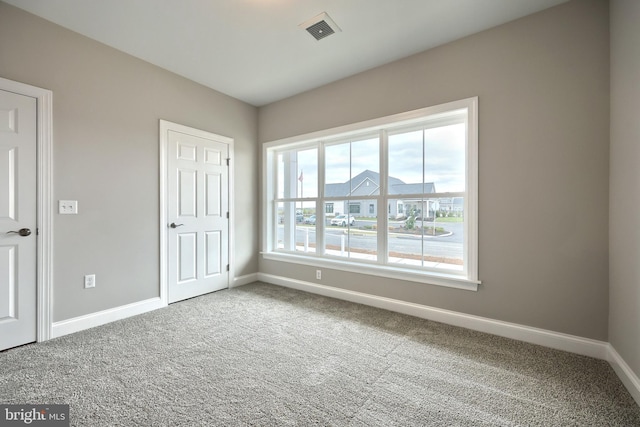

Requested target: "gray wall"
[
  {"left": 0, "top": 2, "right": 259, "bottom": 322},
  {"left": 610, "top": 0, "right": 640, "bottom": 379},
  {"left": 259, "top": 0, "right": 610, "bottom": 340}
]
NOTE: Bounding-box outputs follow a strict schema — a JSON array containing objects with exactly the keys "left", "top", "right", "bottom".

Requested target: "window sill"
[{"left": 261, "top": 251, "right": 480, "bottom": 292}]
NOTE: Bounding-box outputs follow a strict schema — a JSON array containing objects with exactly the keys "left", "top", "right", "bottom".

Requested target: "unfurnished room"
[{"left": 1, "top": 0, "right": 639, "bottom": 425}]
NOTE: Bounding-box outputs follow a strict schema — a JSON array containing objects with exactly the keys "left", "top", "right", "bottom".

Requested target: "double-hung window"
[{"left": 262, "top": 97, "right": 479, "bottom": 290}]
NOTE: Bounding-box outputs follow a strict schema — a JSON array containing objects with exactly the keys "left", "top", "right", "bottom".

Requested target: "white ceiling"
[{"left": 5, "top": 0, "right": 568, "bottom": 106}]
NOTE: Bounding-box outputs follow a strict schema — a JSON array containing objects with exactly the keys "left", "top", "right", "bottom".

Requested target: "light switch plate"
[{"left": 59, "top": 200, "right": 78, "bottom": 214}]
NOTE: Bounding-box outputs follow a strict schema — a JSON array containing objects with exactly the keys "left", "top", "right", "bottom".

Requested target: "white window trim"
[{"left": 262, "top": 97, "right": 479, "bottom": 291}]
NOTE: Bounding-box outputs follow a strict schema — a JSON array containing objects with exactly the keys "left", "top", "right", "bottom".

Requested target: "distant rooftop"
[{"left": 325, "top": 170, "right": 435, "bottom": 197}]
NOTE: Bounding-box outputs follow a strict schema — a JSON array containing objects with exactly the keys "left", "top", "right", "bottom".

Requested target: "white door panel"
[
  {"left": 0, "top": 245, "right": 16, "bottom": 318},
  {"left": 205, "top": 173, "right": 222, "bottom": 216},
  {"left": 178, "top": 232, "right": 197, "bottom": 282},
  {"left": 0, "top": 147, "right": 16, "bottom": 220},
  {"left": 178, "top": 168, "right": 197, "bottom": 217},
  {"left": 205, "top": 231, "right": 222, "bottom": 276},
  {"left": 0, "top": 89, "right": 37, "bottom": 351},
  {"left": 166, "top": 127, "right": 229, "bottom": 303}
]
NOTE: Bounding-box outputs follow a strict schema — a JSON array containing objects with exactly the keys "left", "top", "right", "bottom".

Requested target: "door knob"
[
  {"left": 6, "top": 228, "right": 31, "bottom": 237},
  {"left": 169, "top": 223, "right": 184, "bottom": 229}
]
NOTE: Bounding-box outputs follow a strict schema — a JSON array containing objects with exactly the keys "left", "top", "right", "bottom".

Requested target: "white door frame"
[
  {"left": 159, "top": 120, "right": 234, "bottom": 305},
  {"left": 0, "top": 77, "right": 53, "bottom": 342}
]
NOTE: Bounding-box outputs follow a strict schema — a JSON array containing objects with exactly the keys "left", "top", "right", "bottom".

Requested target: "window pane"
[
  {"left": 325, "top": 143, "right": 350, "bottom": 197},
  {"left": 387, "top": 197, "right": 464, "bottom": 272},
  {"left": 325, "top": 201, "right": 377, "bottom": 261},
  {"left": 277, "top": 148, "right": 317, "bottom": 199},
  {"left": 424, "top": 123, "right": 466, "bottom": 193},
  {"left": 275, "top": 201, "right": 289, "bottom": 250},
  {"left": 325, "top": 136, "right": 380, "bottom": 197},
  {"left": 388, "top": 130, "right": 429, "bottom": 196},
  {"left": 296, "top": 202, "right": 317, "bottom": 254},
  {"left": 424, "top": 196, "right": 464, "bottom": 270},
  {"left": 351, "top": 137, "right": 379, "bottom": 194},
  {"left": 276, "top": 153, "right": 285, "bottom": 199},
  {"left": 298, "top": 148, "right": 318, "bottom": 198},
  {"left": 276, "top": 201, "right": 317, "bottom": 253},
  {"left": 389, "top": 124, "right": 465, "bottom": 195}
]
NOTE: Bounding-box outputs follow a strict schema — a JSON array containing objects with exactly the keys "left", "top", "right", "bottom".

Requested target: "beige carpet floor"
[{"left": 2, "top": 282, "right": 639, "bottom": 426}]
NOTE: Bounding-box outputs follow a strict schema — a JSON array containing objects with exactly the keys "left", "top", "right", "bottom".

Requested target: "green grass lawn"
[{"left": 435, "top": 216, "right": 464, "bottom": 223}]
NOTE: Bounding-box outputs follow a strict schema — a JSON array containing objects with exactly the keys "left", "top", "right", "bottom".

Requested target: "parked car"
[
  {"left": 304, "top": 215, "right": 316, "bottom": 225},
  {"left": 278, "top": 213, "right": 304, "bottom": 223},
  {"left": 330, "top": 214, "right": 355, "bottom": 226}
]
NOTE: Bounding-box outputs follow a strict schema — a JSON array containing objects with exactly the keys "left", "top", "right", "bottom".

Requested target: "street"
[{"left": 277, "top": 219, "right": 463, "bottom": 261}]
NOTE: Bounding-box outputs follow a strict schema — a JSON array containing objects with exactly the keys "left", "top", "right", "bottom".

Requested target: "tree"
[{"left": 404, "top": 207, "right": 418, "bottom": 230}]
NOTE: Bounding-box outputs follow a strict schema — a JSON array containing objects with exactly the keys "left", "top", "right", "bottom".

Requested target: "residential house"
[{"left": 324, "top": 169, "right": 437, "bottom": 219}]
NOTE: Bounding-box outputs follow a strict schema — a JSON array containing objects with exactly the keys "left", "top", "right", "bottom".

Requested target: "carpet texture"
[{"left": 1, "top": 282, "right": 639, "bottom": 426}]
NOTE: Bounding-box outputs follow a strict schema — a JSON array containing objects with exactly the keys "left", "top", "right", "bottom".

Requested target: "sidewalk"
[{"left": 293, "top": 245, "right": 463, "bottom": 271}]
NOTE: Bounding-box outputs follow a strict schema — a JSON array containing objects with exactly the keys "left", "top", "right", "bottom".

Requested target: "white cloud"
[{"left": 280, "top": 122, "right": 466, "bottom": 199}]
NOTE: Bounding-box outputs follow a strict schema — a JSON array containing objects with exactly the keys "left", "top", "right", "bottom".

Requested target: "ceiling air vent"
[{"left": 299, "top": 12, "right": 341, "bottom": 41}]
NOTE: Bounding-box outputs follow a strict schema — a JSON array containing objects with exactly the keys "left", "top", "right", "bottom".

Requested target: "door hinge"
[
  {"left": 226, "top": 158, "right": 230, "bottom": 166},
  {"left": 226, "top": 212, "right": 229, "bottom": 219},
  {"left": 226, "top": 264, "right": 230, "bottom": 272}
]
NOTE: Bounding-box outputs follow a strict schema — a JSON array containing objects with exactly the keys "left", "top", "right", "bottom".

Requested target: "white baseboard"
[
  {"left": 257, "top": 273, "right": 609, "bottom": 360},
  {"left": 50, "top": 272, "right": 259, "bottom": 339},
  {"left": 607, "top": 344, "right": 640, "bottom": 406},
  {"left": 48, "top": 273, "right": 640, "bottom": 406},
  {"left": 51, "top": 297, "right": 165, "bottom": 339},
  {"left": 232, "top": 273, "right": 259, "bottom": 288},
  {"left": 257, "top": 274, "right": 640, "bottom": 402}
]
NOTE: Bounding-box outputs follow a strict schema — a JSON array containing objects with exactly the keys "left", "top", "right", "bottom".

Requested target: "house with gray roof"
[{"left": 324, "top": 170, "right": 437, "bottom": 219}]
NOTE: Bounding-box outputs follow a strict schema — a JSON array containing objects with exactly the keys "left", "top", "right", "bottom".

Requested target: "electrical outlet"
[
  {"left": 84, "top": 274, "right": 96, "bottom": 289},
  {"left": 316, "top": 269, "right": 322, "bottom": 280},
  {"left": 59, "top": 200, "right": 78, "bottom": 214}
]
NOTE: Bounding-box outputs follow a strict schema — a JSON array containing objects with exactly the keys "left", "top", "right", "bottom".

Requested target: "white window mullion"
[
  {"left": 317, "top": 141, "right": 325, "bottom": 254},
  {"left": 265, "top": 149, "right": 276, "bottom": 252},
  {"left": 283, "top": 151, "right": 297, "bottom": 251},
  {"left": 420, "top": 128, "right": 426, "bottom": 267},
  {"left": 379, "top": 129, "right": 388, "bottom": 265},
  {"left": 466, "top": 98, "right": 479, "bottom": 281}
]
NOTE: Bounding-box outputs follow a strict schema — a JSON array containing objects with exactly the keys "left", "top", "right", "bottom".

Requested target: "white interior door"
[
  {"left": 166, "top": 124, "right": 230, "bottom": 303},
  {"left": 0, "top": 89, "right": 37, "bottom": 351}
]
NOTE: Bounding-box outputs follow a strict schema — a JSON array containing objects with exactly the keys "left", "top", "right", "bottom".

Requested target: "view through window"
[{"left": 264, "top": 98, "right": 478, "bottom": 289}]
